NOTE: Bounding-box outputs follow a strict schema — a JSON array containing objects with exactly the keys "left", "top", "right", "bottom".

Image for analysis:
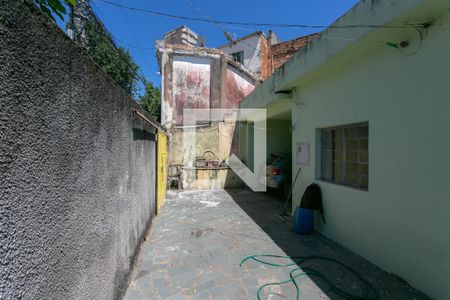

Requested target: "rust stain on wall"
[
  {"left": 172, "top": 57, "right": 211, "bottom": 124},
  {"left": 225, "top": 68, "right": 255, "bottom": 109},
  {"left": 157, "top": 37, "right": 259, "bottom": 190}
]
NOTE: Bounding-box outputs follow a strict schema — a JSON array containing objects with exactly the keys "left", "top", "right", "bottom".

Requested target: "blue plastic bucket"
[{"left": 293, "top": 207, "right": 314, "bottom": 234}]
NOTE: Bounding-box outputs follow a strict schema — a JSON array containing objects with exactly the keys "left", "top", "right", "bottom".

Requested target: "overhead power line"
[
  {"left": 98, "top": 0, "right": 426, "bottom": 30},
  {"left": 90, "top": 2, "right": 154, "bottom": 86},
  {"left": 181, "top": 0, "right": 262, "bottom": 59},
  {"left": 118, "top": 6, "right": 158, "bottom": 75},
  {"left": 182, "top": 0, "right": 253, "bottom": 32}
]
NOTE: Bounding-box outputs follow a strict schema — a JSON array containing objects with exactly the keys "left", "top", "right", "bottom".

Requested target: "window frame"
[
  {"left": 231, "top": 51, "right": 244, "bottom": 64},
  {"left": 317, "top": 122, "right": 369, "bottom": 190}
]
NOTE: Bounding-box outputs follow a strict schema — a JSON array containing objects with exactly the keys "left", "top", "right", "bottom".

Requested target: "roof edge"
[
  {"left": 218, "top": 31, "right": 265, "bottom": 49},
  {"left": 240, "top": 0, "right": 431, "bottom": 109}
]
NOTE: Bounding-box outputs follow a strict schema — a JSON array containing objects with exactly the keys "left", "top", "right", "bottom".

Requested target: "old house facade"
[
  {"left": 220, "top": 31, "right": 272, "bottom": 80},
  {"left": 156, "top": 26, "right": 259, "bottom": 189},
  {"left": 157, "top": 26, "right": 318, "bottom": 190},
  {"left": 157, "top": 27, "right": 258, "bottom": 128},
  {"left": 220, "top": 31, "right": 318, "bottom": 80}
]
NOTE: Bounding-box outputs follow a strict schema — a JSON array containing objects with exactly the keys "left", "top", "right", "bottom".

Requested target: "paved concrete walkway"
[{"left": 124, "top": 190, "right": 429, "bottom": 300}]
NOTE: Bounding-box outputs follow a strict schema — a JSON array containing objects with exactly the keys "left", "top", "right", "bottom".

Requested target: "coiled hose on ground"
[{"left": 240, "top": 254, "right": 379, "bottom": 300}]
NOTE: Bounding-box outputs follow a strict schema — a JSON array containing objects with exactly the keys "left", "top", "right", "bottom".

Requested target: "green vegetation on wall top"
[
  {"left": 35, "top": 0, "right": 162, "bottom": 121},
  {"left": 35, "top": 0, "right": 75, "bottom": 21}
]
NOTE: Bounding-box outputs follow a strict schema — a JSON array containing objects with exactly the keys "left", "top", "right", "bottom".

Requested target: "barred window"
[{"left": 320, "top": 123, "right": 368, "bottom": 189}]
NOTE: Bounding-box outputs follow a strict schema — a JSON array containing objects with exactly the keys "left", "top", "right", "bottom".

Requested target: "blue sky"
[{"left": 58, "top": 0, "right": 360, "bottom": 94}]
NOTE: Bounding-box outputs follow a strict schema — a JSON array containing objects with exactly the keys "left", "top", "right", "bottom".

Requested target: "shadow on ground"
[
  {"left": 124, "top": 189, "right": 429, "bottom": 300},
  {"left": 226, "top": 188, "right": 430, "bottom": 300}
]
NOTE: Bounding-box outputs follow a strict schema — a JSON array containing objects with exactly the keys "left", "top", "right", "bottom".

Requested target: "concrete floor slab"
[{"left": 124, "top": 189, "right": 429, "bottom": 300}]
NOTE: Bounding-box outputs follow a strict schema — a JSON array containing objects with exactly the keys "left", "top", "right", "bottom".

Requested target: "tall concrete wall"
[{"left": 0, "top": 2, "right": 156, "bottom": 299}]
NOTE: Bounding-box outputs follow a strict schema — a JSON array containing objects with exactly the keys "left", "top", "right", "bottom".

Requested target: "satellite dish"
[{"left": 224, "top": 31, "right": 235, "bottom": 44}]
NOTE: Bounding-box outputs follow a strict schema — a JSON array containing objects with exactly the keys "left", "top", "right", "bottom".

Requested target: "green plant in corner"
[
  {"left": 35, "top": 0, "right": 76, "bottom": 21},
  {"left": 37, "top": 0, "right": 140, "bottom": 96},
  {"left": 139, "top": 82, "right": 161, "bottom": 122}
]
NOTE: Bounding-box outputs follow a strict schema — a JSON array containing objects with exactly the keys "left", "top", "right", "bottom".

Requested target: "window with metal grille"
[{"left": 320, "top": 123, "right": 368, "bottom": 189}]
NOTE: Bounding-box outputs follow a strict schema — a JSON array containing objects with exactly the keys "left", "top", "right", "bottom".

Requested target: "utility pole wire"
[
  {"left": 182, "top": 0, "right": 253, "bottom": 32},
  {"left": 118, "top": 7, "right": 158, "bottom": 77},
  {"left": 181, "top": 0, "right": 263, "bottom": 65},
  {"left": 98, "top": 0, "right": 426, "bottom": 30},
  {"left": 90, "top": 1, "right": 153, "bottom": 86}
]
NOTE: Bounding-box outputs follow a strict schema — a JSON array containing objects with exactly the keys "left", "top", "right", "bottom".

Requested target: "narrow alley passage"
[{"left": 124, "top": 190, "right": 429, "bottom": 300}]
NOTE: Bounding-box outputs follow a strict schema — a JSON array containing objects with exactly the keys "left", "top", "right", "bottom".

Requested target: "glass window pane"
[
  {"left": 359, "top": 126, "right": 369, "bottom": 137},
  {"left": 346, "top": 174, "right": 359, "bottom": 185},
  {"left": 321, "top": 150, "right": 332, "bottom": 180},
  {"left": 359, "top": 150, "right": 369, "bottom": 163},
  {"left": 321, "top": 129, "right": 331, "bottom": 150},
  {"left": 320, "top": 123, "right": 368, "bottom": 189},
  {"left": 346, "top": 138, "right": 359, "bottom": 150},
  {"left": 345, "top": 150, "right": 358, "bottom": 162}
]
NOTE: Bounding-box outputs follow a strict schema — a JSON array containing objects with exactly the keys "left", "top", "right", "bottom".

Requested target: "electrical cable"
[
  {"left": 98, "top": 0, "right": 427, "bottom": 30},
  {"left": 181, "top": 0, "right": 263, "bottom": 69},
  {"left": 87, "top": 2, "right": 151, "bottom": 88},
  {"left": 99, "top": 0, "right": 424, "bottom": 65},
  {"left": 89, "top": 0, "right": 428, "bottom": 92},
  {"left": 269, "top": 27, "right": 423, "bottom": 50},
  {"left": 113, "top": 37, "right": 156, "bottom": 50},
  {"left": 118, "top": 6, "right": 160, "bottom": 80},
  {"left": 182, "top": 0, "right": 253, "bottom": 33},
  {"left": 240, "top": 254, "right": 379, "bottom": 300}
]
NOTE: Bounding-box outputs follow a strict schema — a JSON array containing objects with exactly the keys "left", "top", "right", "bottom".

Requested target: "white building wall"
[
  {"left": 222, "top": 34, "right": 262, "bottom": 75},
  {"left": 291, "top": 10, "right": 450, "bottom": 300}
]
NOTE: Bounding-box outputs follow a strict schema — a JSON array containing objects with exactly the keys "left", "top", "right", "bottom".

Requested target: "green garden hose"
[{"left": 240, "top": 254, "right": 379, "bottom": 300}]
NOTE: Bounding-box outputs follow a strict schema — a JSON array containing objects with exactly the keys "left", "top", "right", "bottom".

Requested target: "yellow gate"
[{"left": 157, "top": 130, "right": 168, "bottom": 214}]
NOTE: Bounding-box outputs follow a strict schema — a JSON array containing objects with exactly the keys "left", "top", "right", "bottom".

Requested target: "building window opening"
[
  {"left": 320, "top": 123, "right": 368, "bottom": 189},
  {"left": 231, "top": 51, "right": 244, "bottom": 64}
]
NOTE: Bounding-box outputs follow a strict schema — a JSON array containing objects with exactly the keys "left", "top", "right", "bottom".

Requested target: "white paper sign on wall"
[{"left": 296, "top": 142, "right": 310, "bottom": 166}]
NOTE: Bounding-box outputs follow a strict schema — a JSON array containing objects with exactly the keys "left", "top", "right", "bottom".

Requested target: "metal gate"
[{"left": 157, "top": 130, "right": 168, "bottom": 214}]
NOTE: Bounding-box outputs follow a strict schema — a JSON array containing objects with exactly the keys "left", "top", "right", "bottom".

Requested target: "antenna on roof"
[{"left": 224, "top": 31, "right": 235, "bottom": 44}]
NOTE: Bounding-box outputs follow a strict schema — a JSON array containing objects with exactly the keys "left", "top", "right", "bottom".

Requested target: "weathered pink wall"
[
  {"left": 225, "top": 67, "right": 255, "bottom": 109},
  {"left": 172, "top": 56, "right": 211, "bottom": 124}
]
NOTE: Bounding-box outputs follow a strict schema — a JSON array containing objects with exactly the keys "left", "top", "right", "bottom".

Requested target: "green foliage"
[
  {"left": 139, "top": 82, "right": 161, "bottom": 121},
  {"left": 83, "top": 12, "right": 139, "bottom": 95},
  {"left": 37, "top": 0, "right": 146, "bottom": 97},
  {"left": 35, "top": 0, "right": 75, "bottom": 21}
]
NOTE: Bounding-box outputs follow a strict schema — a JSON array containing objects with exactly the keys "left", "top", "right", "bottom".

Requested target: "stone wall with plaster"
[{"left": 0, "top": 2, "right": 156, "bottom": 299}]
